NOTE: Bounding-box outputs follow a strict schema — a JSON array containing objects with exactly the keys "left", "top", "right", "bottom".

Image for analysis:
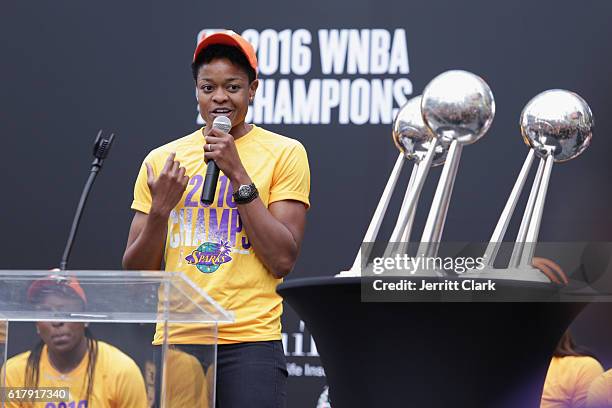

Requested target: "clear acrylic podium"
[{"left": 0, "top": 270, "right": 233, "bottom": 408}]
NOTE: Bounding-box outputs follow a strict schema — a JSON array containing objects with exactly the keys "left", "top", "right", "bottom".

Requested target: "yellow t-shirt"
[
  {"left": 162, "top": 348, "right": 210, "bottom": 408},
  {"left": 3, "top": 341, "right": 148, "bottom": 408},
  {"left": 587, "top": 369, "right": 612, "bottom": 408},
  {"left": 131, "top": 125, "right": 310, "bottom": 344},
  {"left": 541, "top": 355, "right": 604, "bottom": 408}
]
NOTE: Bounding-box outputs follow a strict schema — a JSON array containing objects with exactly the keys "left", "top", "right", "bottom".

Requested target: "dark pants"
[{"left": 156, "top": 341, "right": 288, "bottom": 408}]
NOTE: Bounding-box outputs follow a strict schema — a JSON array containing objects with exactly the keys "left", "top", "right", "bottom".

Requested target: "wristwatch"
[{"left": 233, "top": 183, "right": 259, "bottom": 204}]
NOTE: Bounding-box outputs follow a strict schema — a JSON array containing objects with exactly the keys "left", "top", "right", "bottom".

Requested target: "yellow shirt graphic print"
[
  {"left": 131, "top": 125, "right": 310, "bottom": 344},
  {"left": 166, "top": 171, "right": 248, "bottom": 275}
]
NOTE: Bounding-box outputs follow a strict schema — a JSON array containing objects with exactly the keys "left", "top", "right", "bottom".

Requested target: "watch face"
[
  {"left": 234, "top": 184, "right": 257, "bottom": 203},
  {"left": 239, "top": 185, "right": 252, "bottom": 198}
]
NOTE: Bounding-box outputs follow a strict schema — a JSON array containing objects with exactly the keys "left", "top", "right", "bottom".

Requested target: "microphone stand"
[{"left": 59, "top": 130, "right": 115, "bottom": 270}]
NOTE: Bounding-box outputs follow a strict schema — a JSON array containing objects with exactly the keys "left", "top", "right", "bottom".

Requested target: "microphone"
[
  {"left": 60, "top": 130, "right": 115, "bottom": 270},
  {"left": 201, "top": 116, "right": 232, "bottom": 205}
]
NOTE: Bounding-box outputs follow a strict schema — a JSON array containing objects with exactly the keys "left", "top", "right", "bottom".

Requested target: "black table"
[{"left": 278, "top": 276, "right": 585, "bottom": 408}]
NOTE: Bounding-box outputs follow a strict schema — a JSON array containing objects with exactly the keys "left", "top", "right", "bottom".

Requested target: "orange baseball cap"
[
  {"left": 193, "top": 30, "right": 258, "bottom": 77},
  {"left": 27, "top": 275, "right": 87, "bottom": 304}
]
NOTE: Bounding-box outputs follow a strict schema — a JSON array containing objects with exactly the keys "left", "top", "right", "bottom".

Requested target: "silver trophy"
[
  {"left": 339, "top": 70, "right": 593, "bottom": 281},
  {"left": 472, "top": 89, "right": 594, "bottom": 281},
  {"left": 417, "top": 70, "right": 495, "bottom": 259},
  {"left": 338, "top": 95, "right": 448, "bottom": 276},
  {"left": 339, "top": 70, "right": 495, "bottom": 276},
  {"left": 389, "top": 96, "right": 448, "bottom": 250}
]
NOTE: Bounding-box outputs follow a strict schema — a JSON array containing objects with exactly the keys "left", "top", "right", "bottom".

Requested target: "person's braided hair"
[{"left": 24, "top": 327, "right": 98, "bottom": 407}]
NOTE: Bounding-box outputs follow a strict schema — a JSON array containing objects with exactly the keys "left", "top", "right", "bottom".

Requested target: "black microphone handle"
[{"left": 201, "top": 160, "right": 220, "bottom": 205}]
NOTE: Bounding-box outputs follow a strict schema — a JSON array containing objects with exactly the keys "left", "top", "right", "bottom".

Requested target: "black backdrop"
[{"left": 2, "top": 1, "right": 612, "bottom": 407}]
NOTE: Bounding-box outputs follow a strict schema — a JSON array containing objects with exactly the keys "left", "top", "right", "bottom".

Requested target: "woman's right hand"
[{"left": 146, "top": 152, "right": 189, "bottom": 217}]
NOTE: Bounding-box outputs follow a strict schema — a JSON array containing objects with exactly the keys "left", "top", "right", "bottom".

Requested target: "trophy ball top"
[
  {"left": 520, "top": 89, "right": 593, "bottom": 162},
  {"left": 393, "top": 95, "right": 448, "bottom": 166},
  {"left": 421, "top": 70, "right": 495, "bottom": 145}
]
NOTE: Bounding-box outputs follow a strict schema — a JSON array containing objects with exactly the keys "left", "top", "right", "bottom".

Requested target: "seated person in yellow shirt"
[
  {"left": 2, "top": 276, "right": 148, "bottom": 408},
  {"left": 160, "top": 347, "right": 210, "bottom": 408},
  {"left": 541, "top": 330, "right": 604, "bottom": 408},
  {"left": 587, "top": 369, "right": 612, "bottom": 408}
]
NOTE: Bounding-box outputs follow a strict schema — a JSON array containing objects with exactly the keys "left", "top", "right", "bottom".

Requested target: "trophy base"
[
  {"left": 336, "top": 265, "right": 444, "bottom": 278},
  {"left": 336, "top": 269, "right": 361, "bottom": 277},
  {"left": 461, "top": 266, "right": 550, "bottom": 283}
]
